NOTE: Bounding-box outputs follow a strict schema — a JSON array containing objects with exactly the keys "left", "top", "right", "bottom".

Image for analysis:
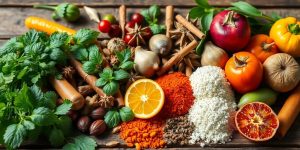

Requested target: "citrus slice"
[
  {"left": 235, "top": 102, "right": 279, "bottom": 141},
  {"left": 125, "top": 79, "right": 164, "bottom": 119}
]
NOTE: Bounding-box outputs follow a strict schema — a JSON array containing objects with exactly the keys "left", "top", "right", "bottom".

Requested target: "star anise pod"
[
  {"left": 126, "top": 71, "right": 145, "bottom": 89},
  {"left": 173, "top": 48, "right": 201, "bottom": 76},
  {"left": 125, "top": 24, "right": 151, "bottom": 46},
  {"left": 169, "top": 16, "right": 198, "bottom": 49},
  {"left": 98, "top": 95, "right": 114, "bottom": 108}
]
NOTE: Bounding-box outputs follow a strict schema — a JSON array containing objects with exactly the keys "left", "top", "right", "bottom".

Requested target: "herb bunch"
[
  {"left": 141, "top": 5, "right": 166, "bottom": 34},
  {"left": 104, "top": 106, "right": 134, "bottom": 128}
]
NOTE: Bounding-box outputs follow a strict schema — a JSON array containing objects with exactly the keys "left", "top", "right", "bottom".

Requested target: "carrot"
[
  {"left": 50, "top": 77, "right": 85, "bottom": 110},
  {"left": 25, "top": 16, "right": 125, "bottom": 107},
  {"left": 277, "top": 84, "right": 300, "bottom": 138},
  {"left": 25, "top": 16, "right": 76, "bottom": 35}
]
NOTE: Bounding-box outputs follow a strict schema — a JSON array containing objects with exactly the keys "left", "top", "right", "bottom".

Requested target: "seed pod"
[
  {"left": 90, "top": 107, "right": 106, "bottom": 120},
  {"left": 77, "top": 116, "right": 91, "bottom": 133},
  {"left": 90, "top": 120, "right": 107, "bottom": 136}
]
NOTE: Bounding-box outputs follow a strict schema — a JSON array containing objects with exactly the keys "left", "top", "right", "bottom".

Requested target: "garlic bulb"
[
  {"left": 149, "top": 34, "right": 172, "bottom": 56},
  {"left": 201, "top": 41, "right": 229, "bottom": 68},
  {"left": 134, "top": 46, "right": 160, "bottom": 77},
  {"left": 263, "top": 53, "right": 300, "bottom": 92}
]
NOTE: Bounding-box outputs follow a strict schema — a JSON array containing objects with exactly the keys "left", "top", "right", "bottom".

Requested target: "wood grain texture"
[
  {"left": 0, "top": 0, "right": 299, "bottom": 7},
  {"left": 0, "top": 7, "right": 299, "bottom": 39}
]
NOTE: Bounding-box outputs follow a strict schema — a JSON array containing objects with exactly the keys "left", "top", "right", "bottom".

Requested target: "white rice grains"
[{"left": 188, "top": 66, "right": 237, "bottom": 146}]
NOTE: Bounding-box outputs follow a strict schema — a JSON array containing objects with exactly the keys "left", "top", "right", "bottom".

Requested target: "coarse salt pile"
[
  {"left": 188, "top": 66, "right": 236, "bottom": 146},
  {"left": 189, "top": 66, "right": 235, "bottom": 102}
]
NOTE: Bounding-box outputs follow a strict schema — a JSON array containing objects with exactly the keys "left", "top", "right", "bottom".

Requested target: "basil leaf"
[
  {"left": 195, "top": 0, "right": 211, "bottom": 8},
  {"left": 49, "top": 128, "right": 65, "bottom": 147},
  {"left": 115, "top": 51, "right": 124, "bottom": 63},
  {"left": 103, "top": 81, "right": 119, "bottom": 96},
  {"left": 200, "top": 11, "right": 214, "bottom": 32},
  {"left": 104, "top": 109, "right": 121, "bottom": 128},
  {"left": 119, "top": 61, "right": 134, "bottom": 70},
  {"left": 119, "top": 107, "right": 134, "bottom": 122},
  {"left": 150, "top": 24, "right": 166, "bottom": 35},
  {"left": 231, "top": 1, "right": 262, "bottom": 17},
  {"left": 82, "top": 61, "right": 96, "bottom": 74},
  {"left": 189, "top": 7, "right": 205, "bottom": 19},
  {"left": 196, "top": 31, "right": 208, "bottom": 55},
  {"left": 149, "top": 5, "right": 160, "bottom": 19},
  {"left": 141, "top": 9, "right": 152, "bottom": 24},
  {"left": 88, "top": 45, "right": 102, "bottom": 65},
  {"left": 113, "top": 69, "right": 130, "bottom": 80},
  {"left": 123, "top": 48, "right": 132, "bottom": 62},
  {"left": 95, "top": 78, "right": 108, "bottom": 87},
  {"left": 100, "top": 68, "right": 113, "bottom": 79}
]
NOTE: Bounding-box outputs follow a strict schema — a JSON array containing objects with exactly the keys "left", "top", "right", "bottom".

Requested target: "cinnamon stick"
[
  {"left": 50, "top": 77, "right": 85, "bottom": 110},
  {"left": 165, "top": 5, "right": 174, "bottom": 38},
  {"left": 185, "top": 66, "right": 193, "bottom": 77},
  {"left": 175, "top": 15, "right": 205, "bottom": 39},
  {"left": 157, "top": 40, "right": 198, "bottom": 76},
  {"left": 119, "top": 5, "right": 126, "bottom": 38}
]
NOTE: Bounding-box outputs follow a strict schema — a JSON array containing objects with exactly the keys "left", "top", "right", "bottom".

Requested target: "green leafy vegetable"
[
  {"left": 49, "top": 127, "right": 65, "bottom": 147},
  {"left": 62, "top": 135, "right": 97, "bottom": 150},
  {"left": 73, "top": 29, "right": 99, "bottom": 46},
  {"left": 3, "top": 124, "right": 27, "bottom": 149},
  {"left": 141, "top": 5, "right": 165, "bottom": 34},
  {"left": 30, "top": 107, "right": 57, "bottom": 126},
  {"left": 54, "top": 100, "right": 72, "bottom": 115},
  {"left": 119, "top": 107, "right": 134, "bottom": 122},
  {"left": 96, "top": 68, "right": 129, "bottom": 96},
  {"left": 115, "top": 48, "right": 134, "bottom": 70},
  {"left": 104, "top": 109, "right": 121, "bottom": 128}
]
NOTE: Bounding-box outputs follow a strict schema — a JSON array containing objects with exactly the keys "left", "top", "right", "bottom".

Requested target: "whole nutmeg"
[
  {"left": 90, "top": 107, "right": 106, "bottom": 120},
  {"left": 90, "top": 120, "right": 107, "bottom": 136},
  {"left": 107, "top": 38, "right": 126, "bottom": 54},
  {"left": 67, "top": 110, "right": 78, "bottom": 121},
  {"left": 77, "top": 116, "right": 91, "bottom": 133}
]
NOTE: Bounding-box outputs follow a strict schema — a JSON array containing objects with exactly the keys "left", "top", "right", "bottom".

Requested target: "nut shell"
[
  {"left": 90, "top": 120, "right": 107, "bottom": 136},
  {"left": 90, "top": 107, "right": 106, "bottom": 120},
  {"left": 77, "top": 116, "right": 91, "bottom": 133}
]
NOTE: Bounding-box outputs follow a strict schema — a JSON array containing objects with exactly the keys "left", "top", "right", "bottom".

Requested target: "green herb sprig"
[
  {"left": 104, "top": 106, "right": 134, "bottom": 128},
  {"left": 141, "top": 5, "right": 166, "bottom": 34}
]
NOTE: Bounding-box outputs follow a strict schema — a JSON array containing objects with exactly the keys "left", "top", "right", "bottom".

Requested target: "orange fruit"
[
  {"left": 125, "top": 79, "right": 164, "bottom": 119},
  {"left": 235, "top": 102, "right": 279, "bottom": 141}
]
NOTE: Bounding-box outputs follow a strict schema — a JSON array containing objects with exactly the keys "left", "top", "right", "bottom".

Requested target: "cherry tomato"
[
  {"left": 142, "top": 27, "right": 152, "bottom": 40},
  {"left": 102, "top": 14, "right": 116, "bottom": 24},
  {"left": 108, "top": 24, "right": 122, "bottom": 38},
  {"left": 98, "top": 20, "right": 111, "bottom": 33},
  {"left": 131, "top": 13, "right": 144, "bottom": 25},
  {"left": 124, "top": 34, "right": 136, "bottom": 46},
  {"left": 126, "top": 21, "right": 136, "bottom": 28}
]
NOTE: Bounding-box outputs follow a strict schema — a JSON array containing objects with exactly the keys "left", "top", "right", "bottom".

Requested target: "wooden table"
[{"left": 0, "top": 0, "right": 299, "bottom": 149}]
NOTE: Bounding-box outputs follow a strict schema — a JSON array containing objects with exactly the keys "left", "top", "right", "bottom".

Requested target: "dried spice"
[
  {"left": 155, "top": 72, "right": 195, "bottom": 118},
  {"left": 163, "top": 115, "right": 195, "bottom": 145},
  {"left": 98, "top": 95, "right": 115, "bottom": 108},
  {"left": 173, "top": 48, "right": 201, "bottom": 76},
  {"left": 119, "top": 119, "right": 166, "bottom": 149}
]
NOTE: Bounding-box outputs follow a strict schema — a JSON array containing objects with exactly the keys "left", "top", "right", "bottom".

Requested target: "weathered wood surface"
[
  {"left": 0, "top": 0, "right": 300, "bottom": 149},
  {"left": 0, "top": 8, "right": 299, "bottom": 39},
  {"left": 0, "top": 0, "right": 300, "bottom": 7}
]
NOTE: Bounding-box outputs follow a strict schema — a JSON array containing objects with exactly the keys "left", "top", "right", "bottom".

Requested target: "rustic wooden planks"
[
  {"left": 0, "top": 0, "right": 299, "bottom": 7},
  {"left": 0, "top": 7, "right": 299, "bottom": 39}
]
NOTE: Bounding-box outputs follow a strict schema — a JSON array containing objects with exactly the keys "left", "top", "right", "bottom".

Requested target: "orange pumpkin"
[
  {"left": 245, "top": 34, "right": 278, "bottom": 63},
  {"left": 225, "top": 52, "right": 263, "bottom": 94}
]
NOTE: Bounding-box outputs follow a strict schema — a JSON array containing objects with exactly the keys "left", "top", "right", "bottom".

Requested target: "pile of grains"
[
  {"left": 156, "top": 72, "right": 194, "bottom": 118},
  {"left": 119, "top": 119, "right": 166, "bottom": 149},
  {"left": 163, "top": 115, "right": 195, "bottom": 146},
  {"left": 188, "top": 66, "right": 237, "bottom": 146},
  {"left": 189, "top": 66, "right": 235, "bottom": 102}
]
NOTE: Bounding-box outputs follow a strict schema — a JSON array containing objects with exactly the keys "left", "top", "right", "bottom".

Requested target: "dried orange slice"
[
  {"left": 125, "top": 79, "right": 164, "bottom": 119},
  {"left": 235, "top": 102, "right": 279, "bottom": 141}
]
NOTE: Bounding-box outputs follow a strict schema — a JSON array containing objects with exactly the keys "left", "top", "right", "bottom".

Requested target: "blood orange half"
[{"left": 235, "top": 102, "right": 279, "bottom": 141}]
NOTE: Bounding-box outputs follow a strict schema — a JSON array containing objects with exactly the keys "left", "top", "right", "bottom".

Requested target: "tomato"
[
  {"left": 142, "top": 27, "right": 152, "bottom": 40},
  {"left": 108, "top": 24, "right": 122, "bottom": 38},
  {"left": 131, "top": 13, "right": 144, "bottom": 25},
  {"left": 124, "top": 34, "right": 136, "bottom": 46},
  {"left": 225, "top": 52, "right": 263, "bottom": 93},
  {"left": 102, "top": 14, "right": 116, "bottom": 24},
  {"left": 245, "top": 34, "right": 278, "bottom": 63},
  {"left": 98, "top": 20, "right": 111, "bottom": 33}
]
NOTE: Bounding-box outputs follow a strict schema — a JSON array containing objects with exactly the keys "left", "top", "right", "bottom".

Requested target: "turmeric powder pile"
[{"left": 119, "top": 119, "right": 166, "bottom": 149}]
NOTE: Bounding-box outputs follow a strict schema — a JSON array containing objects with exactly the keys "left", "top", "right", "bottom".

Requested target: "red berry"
[
  {"left": 98, "top": 20, "right": 111, "bottom": 33},
  {"left": 108, "top": 24, "right": 122, "bottom": 38},
  {"left": 131, "top": 13, "right": 144, "bottom": 25},
  {"left": 143, "top": 27, "right": 152, "bottom": 40},
  {"left": 124, "top": 34, "right": 136, "bottom": 46},
  {"left": 126, "top": 21, "right": 136, "bottom": 28}
]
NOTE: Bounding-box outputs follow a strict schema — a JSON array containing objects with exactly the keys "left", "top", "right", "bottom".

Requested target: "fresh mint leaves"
[
  {"left": 73, "top": 28, "right": 99, "bottom": 46},
  {"left": 104, "top": 107, "right": 134, "bottom": 128},
  {"left": 62, "top": 135, "right": 97, "bottom": 150},
  {"left": 115, "top": 48, "right": 134, "bottom": 70},
  {"left": 141, "top": 5, "right": 165, "bottom": 34}
]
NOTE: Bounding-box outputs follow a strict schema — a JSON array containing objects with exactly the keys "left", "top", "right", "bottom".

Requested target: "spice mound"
[
  {"left": 156, "top": 72, "right": 195, "bottom": 118},
  {"left": 189, "top": 66, "right": 235, "bottom": 102},
  {"left": 188, "top": 97, "right": 236, "bottom": 145},
  {"left": 163, "top": 115, "right": 195, "bottom": 146},
  {"left": 119, "top": 119, "right": 166, "bottom": 149}
]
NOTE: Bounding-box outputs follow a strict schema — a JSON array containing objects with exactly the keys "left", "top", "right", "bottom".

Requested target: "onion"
[
  {"left": 149, "top": 34, "right": 172, "bottom": 56},
  {"left": 263, "top": 53, "right": 300, "bottom": 92},
  {"left": 201, "top": 41, "right": 229, "bottom": 68},
  {"left": 134, "top": 46, "right": 160, "bottom": 77}
]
